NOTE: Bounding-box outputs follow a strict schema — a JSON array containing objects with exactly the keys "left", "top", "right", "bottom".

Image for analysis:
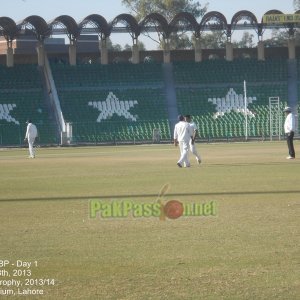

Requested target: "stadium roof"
[{"left": 0, "top": 10, "right": 299, "bottom": 43}]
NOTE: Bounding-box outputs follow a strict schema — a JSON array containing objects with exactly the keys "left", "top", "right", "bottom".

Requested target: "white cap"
[{"left": 284, "top": 106, "right": 292, "bottom": 112}]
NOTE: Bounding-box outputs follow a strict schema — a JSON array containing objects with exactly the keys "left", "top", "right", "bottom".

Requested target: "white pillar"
[
  {"left": 226, "top": 42, "right": 233, "bottom": 61},
  {"left": 257, "top": 41, "right": 265, "bottom": 61},
  {"left": 163, "top": 39, "right": 171, "bottom": 64},
  {"left": 69, "top": 42, "right": 77, "bottom": 66},
  {"left": 99, "top": 39, "right": 108, "bottom": 65},
  {"left": 36, "top": 42, "right": 45, "bottom": 66},
  {"left": 194, "top": 38, "right": 202, "bottom": 62},
  {"left": 288, "top": 38, "right": 296, "bottom": 60},
  {"left": 6, "top": 44, "right": 14, "bottom": 67},
  {"left": 131, "top": 44, "right": 140, "bottom": 64}
]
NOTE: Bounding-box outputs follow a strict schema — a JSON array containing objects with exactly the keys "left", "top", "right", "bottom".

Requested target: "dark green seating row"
[
  {"left": 0, "top": 64, "right": 58, "bottom": 145},
  {"left": 0, "top": 64, "right": 43, "bottom": 89},
  {"left": 173, "top": 59, "right": 288, "bottom": 84},
  {"left": 177, "top": 84, "right": 287, "bottom": 138},
  {"left": 0, "top": 123, "right": 58, "bottom": 145},
  {"left": 56, "top": 88, "right": 170, "bottom": 142},
  {"left": 51, "top": 63, "right": 164, "bottom": 88},
  {"left": 72, "top": 120, "right": 170, "bottom": 142}
]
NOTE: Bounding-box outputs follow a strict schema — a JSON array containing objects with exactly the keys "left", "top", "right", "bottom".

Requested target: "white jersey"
[
  {"left": 284, "top": 113, "right": 295, "bottom": 133},
  {"left": 174, "top": 121, "right": 193, "bottom": 143},
  {"left": 189, "top": 122, "right": 198, "bottom": 132},
  {"left": 25, "top": 123, "right": 38, "bottom": 139}
]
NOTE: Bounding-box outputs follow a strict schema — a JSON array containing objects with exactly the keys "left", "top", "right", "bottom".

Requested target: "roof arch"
[
  {"left": 0, "top": 17, "right": 18, "bottom": 41},
  {"left": 200, "top": 11, "right": 228, "bottom": 31},
  {"left": 231, "top": 10, "right": 259, "bottom": 37},
  {"left": 110, "top": 14, "right": 140, "bottom": 39},
  {"left": 231, "top": 10, "right": 258, "bottom": 26},
  {"left": 139, "top": 13, "right": 170, "bottom": 38},
  {"left": 169, "top": 12, "right": 199, "bottom": 36},
  {"left": 200, "top": 11, "right": 230, "bottom": 38},
  {"left": 263, "top": 9, "right": 284, "bottom": 15},
  {"left": 79, "top": 14, "right": 110, "bottom": 39},
  {"left": 50, "top": 15, "right": 80, "bottom": 41},
  {"left": 18, "top": 15, "right": 50, "bottom": 41}
]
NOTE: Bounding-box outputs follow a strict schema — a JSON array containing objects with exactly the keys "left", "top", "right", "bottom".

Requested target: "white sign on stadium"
[{"left": 263, "top": 14, "right": 300, "bottom": 24}]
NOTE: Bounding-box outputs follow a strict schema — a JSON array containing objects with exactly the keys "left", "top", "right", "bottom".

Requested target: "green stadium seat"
[
  {"left": 174, "top": 59, "right": 288, "bottom": 139},
  {"left": 0, "top": 65, "right": 57, "bottom": 145},
  {"left": 50, "top": 62, "right": 171, "bottom": 143}
]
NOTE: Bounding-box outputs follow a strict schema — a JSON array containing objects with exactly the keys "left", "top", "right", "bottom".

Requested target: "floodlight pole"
[{"left": 244, "top": 80, "right": 248, "bottom": 141}]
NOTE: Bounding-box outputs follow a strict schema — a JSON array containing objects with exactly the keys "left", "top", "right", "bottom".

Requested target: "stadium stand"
[
  {"left": 51, "top": 63, "right": 169, "bottom": 143},
  {"left": 174, "top": 59, "right": 288, "bottom": 139},
  {"left": 51, "top": 64, "right": 170, "bottom": 143},
  {"left": 51, "top": 63, "right": 164, "bottom": 89},
  {"left": 58, "top": 89, "right": 170, "bottom": 142},
  {"left": 296, "top": 60, "right": 300, "bottom": 133},
  {"left": 0, "top": 58, "right": 291, "bottom": 145},
  {"left": 0, "top": 64, "right": 57, "bottom": 145},
  {"left": 173, "top": 59, "right": 288, "bottom": 84}
]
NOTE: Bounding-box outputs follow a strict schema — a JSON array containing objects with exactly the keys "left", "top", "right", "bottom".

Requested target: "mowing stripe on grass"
[{"left": 1, "top": 189, "right": 300, "bottom": 202}]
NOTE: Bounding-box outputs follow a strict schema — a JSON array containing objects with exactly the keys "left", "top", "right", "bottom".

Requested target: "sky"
[{"left": 1, "top": 0, "right": 296, "bottom": 49}]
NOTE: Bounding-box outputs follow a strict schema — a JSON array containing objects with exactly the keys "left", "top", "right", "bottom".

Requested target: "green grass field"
[{"left": 0, "top": 142, "right": 299, "bottom": 299}]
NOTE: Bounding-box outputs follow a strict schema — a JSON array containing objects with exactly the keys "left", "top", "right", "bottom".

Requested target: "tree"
[
  {"left": 292, "top": 0, "right": 300, "bottom": 45},
  {"left": 106, "top": 38, "right": 122, "bottom": 51},
  {"left": 233, "top": 32, "right": 255, "bottom": 48},
  {"left": 264, "top": 29, "right": 300, "bottom": 47},
  {"left": 122, "top": 0, "right": 205, "bottom": 22},
  {"left": 294, "top": 0, "right": 300, "bottom": 10},
  {"left": 261, "top": 1, "right": 300, "bottom": 48},
  {"left": 170, "top": 32, "right": 193, "bottom": 49},
  {"left": 122, "top": 0, "right": 207, "bottom": 49},
  {"left": 199, "top": 31, "right": 226, "bottom": 49},
  {"left": 123, "top": 41, "right": 146, "bottom": 51},
  {"left": 263, "top": 30, "right": 288, "bottom": 47}
]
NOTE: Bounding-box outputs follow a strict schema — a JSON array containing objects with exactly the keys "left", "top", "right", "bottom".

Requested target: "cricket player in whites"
[
  {"left": 24, "top": 119, "right": 38, "bottom": 158},
  {"left": 174, "top": 115, "right": 193, "bottom": 168},
  {"left": 284, "top": 106, "right": 296, "bottom": 159},
  {"left": 185, "top": 115, "right": 201, "bottom": 164}
]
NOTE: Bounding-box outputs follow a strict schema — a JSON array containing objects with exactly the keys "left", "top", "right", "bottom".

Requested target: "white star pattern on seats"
[
  {"left": 0, "top": 104, "right": 19, "bottom": 124},
  {"left": 88, "top": 92, "right": 138, "bottom": 122},
  {"left": 208, "top": 88, "right": 257, "bottom": 119}
]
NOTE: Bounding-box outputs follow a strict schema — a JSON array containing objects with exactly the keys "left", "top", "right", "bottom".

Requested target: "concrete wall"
[{"left": 0, "top": 35, "right": 297, "bottom": 65}]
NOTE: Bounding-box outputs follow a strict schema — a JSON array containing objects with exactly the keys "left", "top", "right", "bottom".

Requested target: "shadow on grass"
[
  {"left": 1, "top": 190, "right": 300, "bottom": 202},
  {"left": 205, "top": 161, "right": 300, "bottom": 168}
]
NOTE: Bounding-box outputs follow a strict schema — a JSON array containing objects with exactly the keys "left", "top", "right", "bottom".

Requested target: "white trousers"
[
  {"left": 28, "top": 137, "right": 36, "bottom": 157},
  {"left": 178, "top": 141, "right": 190, "bottom": 166},
  {"left": 190, "top": 142, "right": 201, "bottom": 161}
]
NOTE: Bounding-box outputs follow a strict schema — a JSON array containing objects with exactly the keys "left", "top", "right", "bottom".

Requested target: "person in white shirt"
[
  {"left": 184, "top": 115, "right": 201, "bottom": 164},
  {"left": 174, "top": 115, "right": 193, "bottom": 168},
  {"left": 24, "top": 120, "right": 38, "bottom": 158},
  {"left": 283, "top": 107, "right": 296, "bottom": 159}
]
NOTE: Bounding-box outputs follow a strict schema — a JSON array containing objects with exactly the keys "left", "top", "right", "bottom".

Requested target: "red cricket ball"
[{"left": 164, "top": 200, "right": 184, "bottom": 219}]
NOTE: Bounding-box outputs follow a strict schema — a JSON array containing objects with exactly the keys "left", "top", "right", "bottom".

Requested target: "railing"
[
  {"left": 0, "top": 117, "right": 289, "bottom": 147},
  {"left": 0, "top": 123, "right": 59, "bottom": 146},
  {"left": 69, "top": 120, "right": 171, "bottom": 144}
]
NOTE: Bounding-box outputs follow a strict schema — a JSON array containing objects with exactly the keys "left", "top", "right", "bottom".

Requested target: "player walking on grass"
[
  {"left": 284, "top": 107, "right": 296, "bottom": 159},
  {"left": 174, "top": 115, "right": 193, "bottom": 168},
  {"left": 184, "top": 115, "right": 201, "bottom": 164},
  {"left": 24, "top": 119, "right": 38, "bottom": 158}
]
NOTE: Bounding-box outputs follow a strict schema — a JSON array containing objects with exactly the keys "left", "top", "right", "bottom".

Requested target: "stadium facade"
[{"left": 0, "top": 10, "right": 299, "bottom": 145}]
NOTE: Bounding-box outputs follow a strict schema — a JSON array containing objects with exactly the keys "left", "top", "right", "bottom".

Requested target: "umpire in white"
[
  {"left": 284, "top": 107, "right": 296, "bottom": 159},
  {"left": 184, "top": 115, "right": 201, "bottom": 164},
  {"left": 174, "top": 115, "right": 193, "bottom": 168},
  {"left": 24, "top": 119, "right": 38, "bottom": 158}
]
